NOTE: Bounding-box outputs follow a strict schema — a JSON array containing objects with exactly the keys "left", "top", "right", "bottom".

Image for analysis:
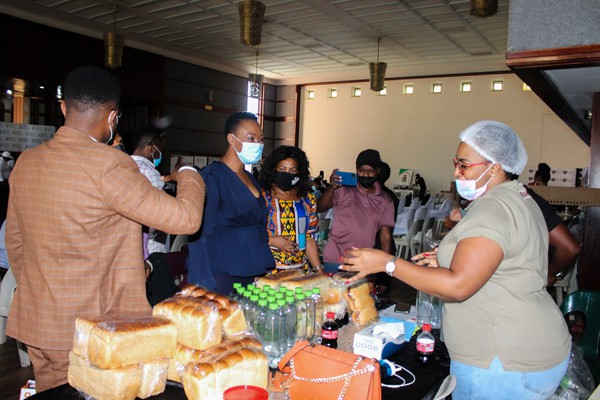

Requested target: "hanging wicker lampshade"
[
  {"left": 239, "top": 0, "right": 266, "bottom": 46},
  {"left": 104, "top": 5, "right": 125, "bottom": 69},
  {"left": 470, "top": 0, "right": 498, "bottom": 18},
  {"left": 104, "top": 32, "right": 125, "bottom": 69},
  {"left": 369, "top": 62, "right": 387, "bottom": 92},
  {"left": 369, "top": 38, "right": 387, "bottom": 92}
]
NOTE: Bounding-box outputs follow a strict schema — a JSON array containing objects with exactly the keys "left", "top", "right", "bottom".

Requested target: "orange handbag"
[{"left": 276, "top": 340, "right": 381, "bottom": 400}]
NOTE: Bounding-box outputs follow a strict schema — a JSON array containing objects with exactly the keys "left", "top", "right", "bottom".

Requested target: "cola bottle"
[
  {"left": 416, "top": 323, "right": 435, "bottom": 365},
  {"left": 321, "top": 312, "right": 338, "bottom": 349}
]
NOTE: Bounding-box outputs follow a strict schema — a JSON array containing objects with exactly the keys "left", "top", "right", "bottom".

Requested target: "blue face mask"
[
  {"left": 152, "top": 145, "right": 162, "bottom": 168},
  {"left": 455, "top": 163, "right": 495, "bottom": 201},
  {"left": 232, "top": 134, "right": 264, "bottom": 165}
]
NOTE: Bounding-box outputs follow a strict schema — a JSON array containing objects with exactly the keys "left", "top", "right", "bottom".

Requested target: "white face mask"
[
  {"left": 455, "top": 163, "right": 495, "bottom": 201},
  {"left": 232, "top": 134, "right": 264, "bottom": 165}
]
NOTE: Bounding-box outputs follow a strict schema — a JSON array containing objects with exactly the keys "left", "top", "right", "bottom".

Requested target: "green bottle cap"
[
  {"left": 285, "top": 296, "right": 295, "bottom": 303},
  {"left": 258, "top": 299, "right": 268, "bottom": 307},
  {"left": 296, "top": 294, "right": 306, "bottom": 300},
  {"left": 233, "top": 283, "right": 242, "bottom": 289},
  {"left": 250, "top": 295, "right": 259, "bottom": 302},
  {"left": 295, "top": 288, "right": 303, "bottom": 294},
  {"left": 312, "top": 288, "right": 321, "bottom": 294},
  {"left": 269, "top": 302, "right": 278, "bottom": 310},
  {"left": 263, "top": 285, "right": 271, "bottom": 291},
  {"left": 277, "top": 299, "right": 286, "bottom": 307}
]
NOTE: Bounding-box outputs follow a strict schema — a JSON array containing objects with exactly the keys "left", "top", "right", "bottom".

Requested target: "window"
[
  {"left": 404, "top": 84, "right": 414, "bottom": 95},
  {"left": 432, "top": 83, "right": 442, "bottom": 94},
  {"left": 492, "top": 80, "right": 503, "bottom": 91},
  {"left": 307, "top": 89, "right": 315, "bottom": 99},
  {"left": 329, "top": 88, "right": 338, "bottom": 98},
  {"left": 352, "top": 87, "right": 362, "bottom": 97},
  {"left": 460, "top": 81, "right": 472, "bottom": 92},
  {"left": 522, "top": 83, "right": 532, "bottom": 91},
  {"left": 378, "top": 87, "right": 387, "bottom": 96}
]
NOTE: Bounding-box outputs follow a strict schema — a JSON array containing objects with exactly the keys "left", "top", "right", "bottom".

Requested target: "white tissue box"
[{"left": 353, "top": 322, "right": 406, "bottom": 359}]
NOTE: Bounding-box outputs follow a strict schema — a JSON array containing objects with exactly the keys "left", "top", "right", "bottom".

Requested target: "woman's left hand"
[
  {"left": 340, "top": 248, "right": 391, "bottom": 283},
  {"left": 411, "top": 249, "right": 439, "bottom": 268}
]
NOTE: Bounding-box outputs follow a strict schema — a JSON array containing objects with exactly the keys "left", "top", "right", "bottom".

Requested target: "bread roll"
[
  {"left": 168, "top": 336, "right": 262, "bottom": 382},
  {"left": 138, "top": 359, "right": 169, "bottom": 399},
  {"left": 344, "top": 281, "right": 378, "bottom": 326},
  {"left": 68, "top": 351, "right": 141, "bottom": 400},
  {"left": 153, "top": 296, "right": 222, "bottom": 350},
  {"left": 255, "top": 269, "right": 304, "bottom": 289},
  {"left": 181, "top": 347, "right": 268, "bottom": 400},
  {"left": 82, "top": 317, "right": 177, "bottom": 369}
]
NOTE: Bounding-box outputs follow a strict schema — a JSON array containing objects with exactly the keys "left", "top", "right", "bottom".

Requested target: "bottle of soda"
[
  {"left": 416, "top": 323, "right": 435, "bottom": 365},
  {"left": 321, "top": 312, "right": 338, "bottom": 349}
]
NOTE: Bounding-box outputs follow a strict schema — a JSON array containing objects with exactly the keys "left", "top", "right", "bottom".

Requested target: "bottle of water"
[
  {"left": 276, "top": 299, "right": 290, "bottom": 356},
  {"left": 246, "top": 294, "right": 259, "bottom": 328},
  {"left": 254, "top": 298, "right": 268, "bottom": 341},
  {"left": 295, "top": 293, "right": 307, "bottom": 341},
  {"left": 230, "top": 282, "right": 243, "bottom": 300},
  {"left": 311, "top": 288, "right": 324, "bottom": 343},
  {"left": 303, "top": 290, "right": 316, "bottom": 342},
  {"left": 265, "top": 302, "right": 282, "bottom": 368},
  {"left": 284, "top": 295, "right": 298, "bottom": 351}
]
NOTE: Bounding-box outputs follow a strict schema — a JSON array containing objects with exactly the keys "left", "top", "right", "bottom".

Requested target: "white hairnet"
[{"left": 459, "top": 121, "right": 527, "bottom": 175}]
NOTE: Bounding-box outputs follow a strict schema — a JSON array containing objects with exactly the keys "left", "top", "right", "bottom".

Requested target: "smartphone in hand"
[{"left": 336, "top": 171, "right": 357, "bottom": 186}]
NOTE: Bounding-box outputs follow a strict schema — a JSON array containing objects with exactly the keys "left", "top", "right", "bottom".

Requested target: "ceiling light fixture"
[
  {"left": 239, "top": 0, "right": 266, "bottom": 47},
  {"left": 369, "top": 37, "right": 387, "bottom": 92},
  {"left": 103, "top": 4, "right": 125, "bottom": 69},
  {"left": 249, "top": 49, "right": 263, "bottom": 98},
  {"left": 470, "top": 0, "right": 498, "bottom": 18}
]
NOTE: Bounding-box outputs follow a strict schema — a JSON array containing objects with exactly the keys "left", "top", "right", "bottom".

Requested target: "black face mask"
[
  {"left": 273, "top": 171, "right": 300, "bottom": 192},
  {"left": 357, "top": 175, "right": 377, "bottom": 188}
]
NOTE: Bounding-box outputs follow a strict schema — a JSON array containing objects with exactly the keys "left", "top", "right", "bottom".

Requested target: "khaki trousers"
[{"left": 26, "top": 345, "right": 70, "bottom": 392}]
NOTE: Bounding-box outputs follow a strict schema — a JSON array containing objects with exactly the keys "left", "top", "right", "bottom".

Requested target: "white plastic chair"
[
  {"left": 169, "top": 234, "right": 188, "bottom": 252},
  {"left": 0, "top": 269, "right": 31, "bottom": 367},
  {"left": 433, "top": 374, "right": 456, "bottom": 400},
  {"left": 395, "top": 219, "right": 424, "bottom": 259}
]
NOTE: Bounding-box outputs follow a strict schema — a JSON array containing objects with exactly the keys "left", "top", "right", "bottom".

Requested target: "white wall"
[{"left": 299, "top": 73, "right": 589, "bottom": 193}]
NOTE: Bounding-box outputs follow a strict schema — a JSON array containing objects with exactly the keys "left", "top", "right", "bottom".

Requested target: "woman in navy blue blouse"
[{"left": 187, "top": 112, "right": 275, "bottom": 294}]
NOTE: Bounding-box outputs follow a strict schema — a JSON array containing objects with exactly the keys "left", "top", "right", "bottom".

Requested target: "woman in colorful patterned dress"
[{"left": 259, "top": 146, "right": 322, "bottom": 273}]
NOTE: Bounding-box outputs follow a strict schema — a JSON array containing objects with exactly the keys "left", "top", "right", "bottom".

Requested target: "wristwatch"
[{"left": 385, "top": 256, "right": 397, "bottom": 277}]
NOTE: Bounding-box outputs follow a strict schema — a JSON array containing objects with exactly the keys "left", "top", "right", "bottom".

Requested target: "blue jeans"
[
  {"left": 450, "top": 355, "right": 569, "bottom": 400},
  {"left": 323, "top": 262, "right": 342, "bottom": 274}
]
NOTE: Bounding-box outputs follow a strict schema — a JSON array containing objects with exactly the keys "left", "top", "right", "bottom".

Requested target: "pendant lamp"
[
  {"left": 470, "top": 0, "right": 498, "bottom": 18},
  {"left": 103, "top": 4, "right": 125, "bottom": 69},
  {"left": 239, "top": 0, "right": 266, "bottom": 46},
  {"left": 249, "top": 49, "right": 263, "bottom": 98},
  {"left": 369, "top": 37, "right": 387, "bottom": 92}
]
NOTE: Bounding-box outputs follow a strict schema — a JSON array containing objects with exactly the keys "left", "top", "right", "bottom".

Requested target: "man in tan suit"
[{"left": 6, "top": 66, "right": 205, "bottom": 391}]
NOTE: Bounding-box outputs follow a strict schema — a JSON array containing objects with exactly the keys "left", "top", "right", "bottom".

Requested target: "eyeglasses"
[{"left": 453, "top": 157, "right": 490, "bottom": 172}]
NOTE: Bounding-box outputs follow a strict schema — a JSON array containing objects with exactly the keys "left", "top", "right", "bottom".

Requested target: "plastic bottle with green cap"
[
  {"left": 311, "top": 288, "right": 324, "bottom": 342},
  {"left": 295, "top": 293, "right": 307, "bottom": 341},
  {"left": 303, "top": 290, "right": 316, "bottom": 341},
  {"left": 265, "top": 302, "right": 282, "bottom": 368},
  {"left": 284, "top": 296, "right": 298, "bottom": 350}
]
